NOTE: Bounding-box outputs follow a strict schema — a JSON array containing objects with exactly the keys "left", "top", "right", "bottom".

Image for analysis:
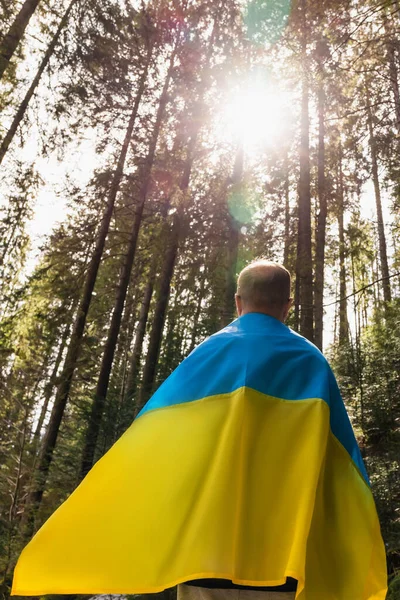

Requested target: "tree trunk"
[
  {"left": 137, "top": 122, "right": 202, "bottom": 408},
  {"left": 120, "top": 198, "right": 172, "bottom": 427},
  {"left": 80, "top": 46, "right": 177, "bottom": 478},
  {"left": 350, "top": 252, "right": 364, "bottom": 430},
  {"left": 221, "top": 145, "right": 244, "bottom": 327},
  {"left": 314, "top": 57, "right": 327, "bottom": 351},
  {"left": 101, "top": 287, "right": 139, "bottom": 447},
  {"left": 24, "top": 50, "right": 151, "bottom": 530},
  {"left": 283, "top": 149, "right": 291, "bottom": 268},
  {"left": 31, "top": 321, "right": 71, "bottom": 449},
  {"left": 122, "top": 259, "right": 157, "bottom": 422},
  {"left": 296, "top": 6, "right": 314, "bottom": 343},
  {"left": 138, "top": 213, "right": 181, "bottom": 409},
  {"left": 337, "top": 147, "right": 349, "bottom": 347},
  {"left": 383, "top": 10, "right": 400, "bottom": 132},
  {"left": 366, "top": 86, "right": 392, "bottom": 306},
  {"left": 0, "top": 405, "right": 29, "bottom": 590},
  {"left": 0, "top": 0, "right": 41, "bottom": 80},
  {"left": 188, "top": 266, "right": 207, "bottom": 353},
  {"left": 0, "top": 0, "right": 77, "bottom": 165}
]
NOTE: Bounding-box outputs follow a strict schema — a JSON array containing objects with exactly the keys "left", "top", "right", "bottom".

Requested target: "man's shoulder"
[
  {"left": 286, "top": 327, "right": 328, "bottom": 360},
  {"left": 198, "top": 319, "right": 327, "bottom": 361},
  {"left": 189, "top": 320, "right": 331, "bottom": 388}
]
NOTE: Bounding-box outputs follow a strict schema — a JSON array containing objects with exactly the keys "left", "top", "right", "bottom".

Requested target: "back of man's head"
[{"left": 236, "top": 260, "right": 292, "bottom": 321}]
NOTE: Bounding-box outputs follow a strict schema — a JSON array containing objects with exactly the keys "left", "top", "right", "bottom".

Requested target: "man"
[
  {"left": 179, "top": 261, "right": 297, "bottom": 600},
  {"left": 13, "top": 260, "right": 387, "bottom": 600}
]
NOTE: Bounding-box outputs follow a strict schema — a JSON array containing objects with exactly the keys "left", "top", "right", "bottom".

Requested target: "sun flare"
[{"left": 219, "top": 76, "right": 291, "bottom": 152}]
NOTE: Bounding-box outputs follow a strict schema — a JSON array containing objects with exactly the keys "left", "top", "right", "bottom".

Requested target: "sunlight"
[{"left": 219, "top": 76, "right": 291, "bottom": 152}]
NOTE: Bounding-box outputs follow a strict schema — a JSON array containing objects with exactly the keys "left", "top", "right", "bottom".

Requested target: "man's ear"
[
  {"left": 235, "top": 294, "right": 243, "bottom": 317},
  {"left": 283, "top": 297, "right": 293, "bottom": 321}
]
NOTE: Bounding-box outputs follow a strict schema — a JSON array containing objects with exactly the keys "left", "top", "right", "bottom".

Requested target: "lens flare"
[{"left": 219, "top": 74, "right": 291, "bottom": 153}]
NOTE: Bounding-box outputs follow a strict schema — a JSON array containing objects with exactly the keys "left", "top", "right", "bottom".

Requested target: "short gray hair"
[{"left": 237, "top": 260, "right": 291, "bottom": 308}]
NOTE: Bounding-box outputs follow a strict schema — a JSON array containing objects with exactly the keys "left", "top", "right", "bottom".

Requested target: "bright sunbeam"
[{"left": 218, "top": 75, "right": 291, "bottom": 153}]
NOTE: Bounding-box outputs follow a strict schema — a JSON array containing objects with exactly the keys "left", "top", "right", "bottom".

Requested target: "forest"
[{"left": 0, "top": 0, "right": 399, "bottom": 598}]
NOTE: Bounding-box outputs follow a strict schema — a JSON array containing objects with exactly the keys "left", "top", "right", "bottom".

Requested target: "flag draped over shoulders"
[{"left": 12, "top": 313, "right": 387, "bottom": 600}]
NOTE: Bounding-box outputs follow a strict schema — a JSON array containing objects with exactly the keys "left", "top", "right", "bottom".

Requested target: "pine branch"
[{"left": 324, "top": 272, "right": 400, "bottom": 307}]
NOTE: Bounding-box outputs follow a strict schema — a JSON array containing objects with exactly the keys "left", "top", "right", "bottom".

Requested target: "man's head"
[{"left": 235, "top": 260, "right": 293, "bottom": 322}]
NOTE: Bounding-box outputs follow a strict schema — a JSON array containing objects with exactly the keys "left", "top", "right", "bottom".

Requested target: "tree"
[
  {"left": 294, "top": 0, "right": 314, "bottom": 341},
  {"left": 25, "top": 23, "right": 154, "bottom": 525},
  {"left": 80, "top": 34, "right": 180, "bottom": 478},
  {"left": 314, "top": 37, "right": 329, "bottom": 350},
  {"left": 0, "top": 0, "right": 41, "bottom": 80},
  {"left": 365, "top": 83, "right": 392, "bottom": 307},
  {"left": 0, "top": 0, "right": 78, "bottom": 165}
]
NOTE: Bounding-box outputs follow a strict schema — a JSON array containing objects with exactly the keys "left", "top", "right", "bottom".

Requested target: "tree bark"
[
  {"left": 31, "top": 321, "right": 71, "bottom": 449},
  {"left": 138, "top": 213, "right": 181, "bottom": 409},
  {"left": 188, "top": 266, "right": 207, "bottom": 353},
  {"left": 25, "top": 49, "right": 151, "bottom": 529},
  {"left": 314, "top": 53, "right": 327, "bottom": 351},
  {"left": 221, "top": 145, "right": 244, "bottom": 327},
  {"left": 80, "top": 46, "right": 176, "bottom": 478},
  {"left": 0, "top": 0, "right": 77, "bottom": 165},
  {"left": 366, "top": 86, "right": 392, "bottom": 306},
  {"left": 383, "top": 10, "right": 400, "bottom": 132},
  {"left": 337, "top": 146, "right": 349, "bottom": 346},
  {"left": 295, "top": 0, "right": 314, "bottom": 342},
  {"left": 122, "top": 259, "right": 157, "bottom": 421},
  {"left": 0, "top": 0, "right": 41, "bottom": 80},
  {"left": 283, "top": 149, "right": 291, "bottom": 268},
  {"left": 137, "top": 121, "right": 202, "bottom": 408},
  {"left": 119, "top": 200, "right": 172, "bottom": 429},
  {"left": 350, "top": 252, "right": 364, "bottom": 430}
]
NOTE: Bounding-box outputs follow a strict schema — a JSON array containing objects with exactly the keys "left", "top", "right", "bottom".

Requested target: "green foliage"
[
  {"left": 333, "top": 301, "right": 400, "bottom": 575},
  {"left": 387, "top": 571, "right": 400, "bottom": 600}
]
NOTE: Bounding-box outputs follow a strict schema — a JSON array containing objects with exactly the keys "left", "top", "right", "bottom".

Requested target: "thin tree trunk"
[
  {"left": 337, "top": 147, "right": 349, "bottom": 347},
  {"left": 221, "top": 145, "right": 244, "bottom": 327},
  {"left": 137, "top": 120, "right": 202, "bottom": 409},
  {"left": 111, "top": 287, "right": 137, "bottom": 398},
  {"left": 293, "top": 264, "right": 300, "bottom": 331},
  {"left": 119, "top": 202, "right": 170, "bottom": 426},
  {"left": 350, "top": 252, "right": 364, "bottom": 430},
  {"left": 366, "top": 86, "right": 392, "bottom": 306},
  {"left": 0, "top": 405, "right": 29, "bottom": 590},
  {"left": 138, "top": 214, "right": 181, "bottom": 409},
  {"left": 31, "top": 321, "right": 71, "bottom": 449},
  {"left": 333, "top": 280, "right": 338, "bottom": 347},
  {"left": 283, "top": 149, "right": 291, "bottom": 267},
  {"left": 0, "top": 0, "right": 41, "bottom": 80},
  {"left": 24, "top": 52, "right": 151, "bottom": 531},
  {"left": 122, "top": 259, "right": 157, "bottom": 421},
  {"left": 0, "top": 0, "right": 77, "bottom": 165},
  {"left": 188, "top": 267, "right": 207, "bottom": 353},
  {"left": 109, "top": 284, "right": 140, "bottom": 437},
  {"left": 383, "top": 10, "right": 400, "bottom": 132},
  {"left": 160, "top": 278, "right": 185, "bottom": 374},
  {"left": 314, "top": 55, "right": 327, "bottom": 351},
  {"left": 80, "top": 46, "right": 177, "bottom": 478},
  {"left": 296, "top": 0, "right": 314, "bottom": 342}
]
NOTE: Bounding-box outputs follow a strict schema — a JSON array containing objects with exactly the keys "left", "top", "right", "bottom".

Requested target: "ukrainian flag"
[{"left": 12, "top": 313, "right": 387, "bottom": 599}]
